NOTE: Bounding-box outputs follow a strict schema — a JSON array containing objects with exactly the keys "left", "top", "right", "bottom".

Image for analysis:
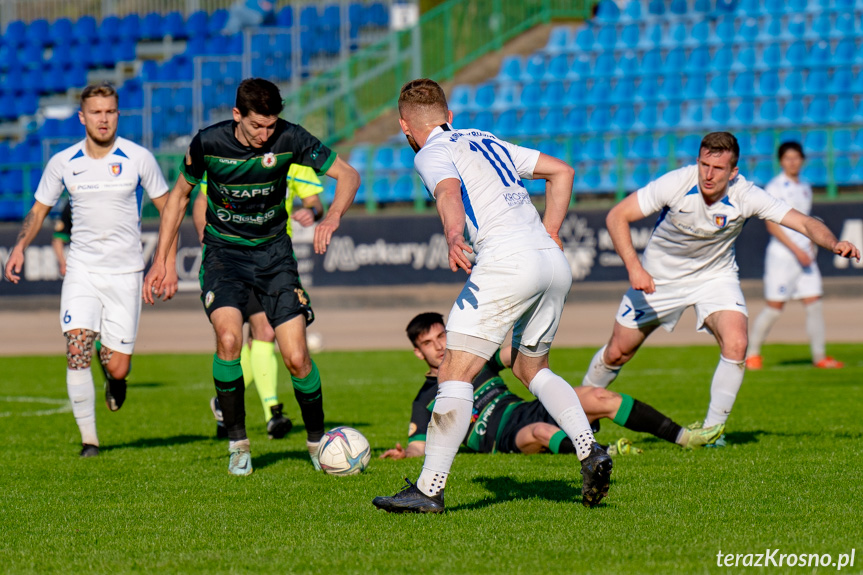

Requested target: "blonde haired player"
[
  {"left": 4, "top": 82, "right": 177, "bottom": 457},
  {"left": 372, "top": 79, "right": 611, "bottom": 513},
  {"left": 745, "top": 142, "right": 843, "bottom": 370},
  {"left": 582, "top": 133, "right": 859, "bottom": 446}
]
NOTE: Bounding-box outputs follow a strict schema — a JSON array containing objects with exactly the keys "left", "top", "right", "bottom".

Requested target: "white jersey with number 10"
[{"left": 413, "top": 124, "right": 559, "bottom": 260}]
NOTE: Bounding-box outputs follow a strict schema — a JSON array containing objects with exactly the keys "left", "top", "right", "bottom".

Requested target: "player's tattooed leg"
[{"left": 65, "top": 329, "right": 97, "bottom": 370}]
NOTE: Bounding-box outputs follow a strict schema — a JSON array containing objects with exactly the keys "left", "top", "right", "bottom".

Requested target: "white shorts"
[
  {"left": 763, "top": 247, "right": 822, "bottom": 302},
  {"left": 60, "top": 267, "right": 143, "bottom": 355},
  {"left": 446, "top": 248, "right": 572, "bottom": 359},
  {"left": 615, "top": 276, "right": 747, "bottom": 335}
]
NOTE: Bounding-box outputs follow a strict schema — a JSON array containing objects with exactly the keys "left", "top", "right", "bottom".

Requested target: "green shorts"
[{"left": 200, "top": 234, "right": 313, "bottom": 328}]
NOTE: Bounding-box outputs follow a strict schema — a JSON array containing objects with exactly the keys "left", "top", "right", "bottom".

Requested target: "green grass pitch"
[{"left": 2, "top": 344, "right": 861, "bottom": 574}]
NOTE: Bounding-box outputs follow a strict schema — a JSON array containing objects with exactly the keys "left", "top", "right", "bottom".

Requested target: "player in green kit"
[
  {"left": 193, "top": 165, "right": 325, "bottom": 439},
  {"left": 144, "top": 78, "right": 360, "bottom": 475}
]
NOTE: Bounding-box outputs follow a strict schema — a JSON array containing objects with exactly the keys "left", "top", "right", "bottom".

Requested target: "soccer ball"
[{"left": 317, "top": 426, "right": 371, "bottom": 476}]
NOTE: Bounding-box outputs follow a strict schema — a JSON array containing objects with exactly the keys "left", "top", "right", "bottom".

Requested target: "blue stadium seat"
[
  {"left": 546, "top": 26, "right": 570, "bottom": 53},
  {"left": 537, "top": 81, "right": 564, "bottom": 108},
  {"left": 474, "top": 83, "right": 495, "bottom": 110},
  {"left": 648, "top": 0, "right": 665, "bottom": 15},
  {"left": 584, "top": 136, "right": 606, "bottom": 161},
  {"left": 735, "top": 47, "right": 756, "bottom": 72},
  {"left": 737, "top": 0, "right": 760, "bottom": 13},
  {"left": 687, "top": 46, "right": 710, "bottom": 73},
  {"left": 833, "top": 39, "right": 856, "bottom": 65},
  {"left": 492, "top": 83, "right": 519, "bottom": 111},
  {"left": 635, "top": 104, "right": 659, "bottom": 129},
  {"left": 118, "top": 14, "right": 140, "bottom": 41},
  {"left": 392, "top": 175, "right": 418, "bottom": 202},
  {"left": 733, "top": 100, "right": 755, "bottom": 127},
  {"left": 664, "top": 48, "right": 686, "bottom": 73},
  {"left": 565, "top": 108, "right": 588, "bottom": 134},
  {"left": 595, "top": 0, "right": 621, "bottom": 22},
  {"left": 834, "top": 157, "right": 854, "bottom": 185},
  {"left": 809, "top": 13, "right": 831, "bottom": 40},
  {"left": 208, "top": 9, "right": 228, "bottom": 34},
  {"left": 494, "top": 110, "right": 518, "bottom": 137},
  {"left": 372, "top": 147, "right": 395, "bottom": 171},
  {"left": 187, "top": 11, "right": 208, "bottom": 37},
  {"left": 757, "top": 17, "right": 782, "bottom": 42},
  {"left": 639, "top": 23, "right": 663, "bottom": 49},
  {"left": 667, "top": 22, "right": 687, "bottom": 48},
  {"left": 449, "top": 85, "right": 472, "bottom": 112},
  {"left": 568, "top": 54, "right": 591, "bottom": 78},
  {"left": 590, "top": 106, "right": 612, "bottom": 131},
  {"left": 140, "top": 12, "right": 163, "bottom": 41},
  {"left": 522, "top": 55, "right": 546, "bottom": 81},
  {"left": 566, "top": 80, "right": 587, "bottom": 105},
  {"left": 753, "top": 161, "right": 774, "bottom": 185},
  {"left": 48, "top": 17, "right": 73, "bottom": 47},
  {"left": 736, "top": 131, "right": 753, "bottom": 157},
  {"left": 670, "top": 0, "right": 688, "bottom": 14},
  {"left": 804, "top": 130, "right": 828, "bottom": 154},
  {"left": 758, "top": 70, "right": 780, "bottom": 96},
  {"left": 540, "top": 109, "right": 565, "bottom": 136},
  {"left": 612, "top": 105, "right": 636, "bottom": 131},
  {"left": 764, "top": 0, "right": 786, "bottom": 13},
  {"left": 786, "top": 16, "right": 806, "bottom": 39},
  {"left": 164, "top": 11, "right": 186, "bottom": 39},
  {"left": 733, "top": 72, "right": 756, "bottom": 97},
  {"left": 611, "top": 79, "right": 636, "bottom": 103},
  {"left": 623, "top": 0, "right": 642, "bottom": 21},
  {"left": 688, "top": 21, "right": 709, "bottom": 47},
  {"left": 803, "top": 159, "right": 827, "bottom": 186},
  {"left": 4, "top": 20, "right": 26, "bottom": 48},
  {"left": 596, "top": 25, "right": 616, "bottom": 50},
  {"left": 833, "top": 96, "right": 856, "bottom": 123},
  {"left": 636, "top": 76, "right": 660, "bottom": 102},
  {"left": 546, "top": 53, "right": 569, "bottom": 81},
  {"left": 515, "top": 109, "right": 542, "bottom": 137},
  {"left": 832, "top": 128, "right": 854, "bottom": 153},
  {"left": 715, "top": 17, "right": 735, "bottom": 45},
  {"left": 631, "top": 163, "right": 653, "bottom": 189},
  {"left": 320, "top": 4, "right": 340, "bottom": 29},
  {"left": 753, "top": 131, "right": 776, "bottom": 156},
  {"left": 781, "top": 99, "right": 805, "bottom": 124},
  {"left": 679, "top": 102, "right": 705, "bottom": 129},
  {"left": 709, "top": 102, "right": 731, "bottom": 127},
  {"left": 642, "top": 49, "right": 663, "bottom": 75},
  {"left": 781, "top": 70, "right": 804, "bottom": 96},
  {"left": 396, "top": 147, "right": 414, "bottom": 171},
  {"left": 805, "top": 69, "right": 829, "bottom": 95},
  {"left": 621, "top": 24, "right": 639, "bottom": 49},
  {"left": 349, "top": 146, "right": 369, "bottom": 171},
  {"left": 26, "top": 19, "right": 49, "bottom": 47},
  {"left": 656, "top": 103, "right": 680, "bottom": 128},
  {"left": 367, "top": 2, "right": 388, "bottom": 27},
  {"left": 676, "top": 134, "right": 702, "bottom": 159},
  {"left": 587, "top": 79, "right": 611, "bottom": 103},
  {"left": 739, "top": 19, "right": 759, "bottom": 43},
  {"left": 835, "top": 12, "right": 855, "bottom": 38},
  {"left": 707, "top": 75, "right": 730, "bottom": 98},
  {"left": 762, "top": 42, "right": 782, "bottom": 69},
  {"left": 619, "top": 52, "right": 640, "bottom": 76},
  {"left": 300, "top": 5, "right": 318, "bottom": 29},
  {"left": 662, "top": 74, "right": 684, "bottom": 101},
  {"left": 757, "top": 99, "right": 780, "bottom": 125},
  {"left": 519, "top": 83, "right": 542, "bottom": 109},
  {"left": 712, "top": 46, "right": 733, "bottom": 71},
  {"left": 779, "top": 129, "right": 803, "bottom": 145},
  {"left": 473, "top": 111, "right": 494, "bottom": 132},
  {"left": 808, "top": 41, "right": 831, "bottom": 66},
  {"left": 630, "top": 133, "right": 656, "bottom": 159},
  {"left": 683, "top": 73, "right": 706, "bottom": 100},
  {"left": 594, "top": 53, "right": 617, "bottom": 77},
  {"left": 574, "top": 27, "right": 594, "bottom": 52},
  {"left": 786, "top": 41, "right": 808, "bottom": 67}
]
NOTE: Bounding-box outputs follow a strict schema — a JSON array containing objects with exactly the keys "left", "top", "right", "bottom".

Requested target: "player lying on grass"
[{"left": 380, "top": 313, "right": 724, "bottom": 460}]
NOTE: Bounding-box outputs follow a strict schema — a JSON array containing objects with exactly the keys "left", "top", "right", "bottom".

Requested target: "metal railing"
[{"left": 282, "top": 0, "right": 595, "bottom": 146}]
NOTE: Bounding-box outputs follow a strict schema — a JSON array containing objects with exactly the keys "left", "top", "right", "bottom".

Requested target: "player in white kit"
[
  {"left": 372, "top": 79, "right": 611, "bottom": 513},
  {"left": 745, "top": 142, "right": 843, "bottom": 370},
  {"left": 581, "top": 133, "right": 859, "bottom": 444},
  {"left": 4, "top": 83, "right": 177, "bottom": 457}
]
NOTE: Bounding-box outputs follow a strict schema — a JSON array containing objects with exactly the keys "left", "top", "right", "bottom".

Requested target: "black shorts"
[
  {"left": 200, "top": 234, "right": 313, "bottom": 328},
  {"left": 496, "top": 400, "right": 557, "bottom": 454}
]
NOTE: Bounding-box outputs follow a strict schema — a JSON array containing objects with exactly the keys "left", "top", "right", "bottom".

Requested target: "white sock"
[
  {"left": 581, "top": 345, "right": 620, "bottom": 388},
  {"left": 416, "top": 380, "right": 473, "bottom": 497},
  {"left": 529, "top": 368, "right": 595, "bottom": 460},
  {"left": 747, "top": 307, "right": 782, "bottom": 357},
  {"left": 805, "top": 299, "right": 826, "bottom": 363},
  {"left": 67, "top": 368, "right": 98, "bottom": 446},
  {"left": 704, "top": 356, "right": 745, "bottom": 427}
]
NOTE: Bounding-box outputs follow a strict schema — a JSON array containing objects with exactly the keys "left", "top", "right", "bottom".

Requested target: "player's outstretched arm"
[
  {"left": 765, "top": 220, "right": 813, "bottom": 267},
  {"left": 314, "top": 156, "right": 360, "bottom": 255},
  {"left": 434, "top": 178, "right": 473, "bottom": 273},
  {"left": 4, "top": 201, "right": 52, "bottom": 284},
  {"left": 143, "top": 176, "right": 194, "bottom": 304},
  {"left": 606, "top": 193, "right": 655, "bottom": 293},
  {"left": 379, "top": 441, "right": 426, "bottom": 459},
  {"left": 532, "top": 153, "right": 575, "bottom": 249},
  {"left": 780, "top": 209, "right": 861, "bottom": 262}
]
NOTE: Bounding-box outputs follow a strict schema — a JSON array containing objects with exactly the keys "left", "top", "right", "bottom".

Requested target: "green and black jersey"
[
  {"left": 408, "top": 350, "right": 522, "bottom": 454},
  {"left": 181, "top": 119, "right": 336, "bottom": 248}
]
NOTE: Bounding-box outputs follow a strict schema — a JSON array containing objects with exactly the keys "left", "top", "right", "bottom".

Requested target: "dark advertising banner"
[{"left": 1, "top": 203, "right": 861, "bottom": 296}]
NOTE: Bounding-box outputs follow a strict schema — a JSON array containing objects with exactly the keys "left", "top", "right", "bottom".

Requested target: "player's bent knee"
[
  {"left": 281, "top": 349, "right": 311, "bottom": 376},
  {"left": 64, "top": 329, "right": 97, "bottom": 369}
]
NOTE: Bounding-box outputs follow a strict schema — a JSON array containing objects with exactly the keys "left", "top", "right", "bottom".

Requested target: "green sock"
[
  {"left": 292, "top": 360, "right": 324, "bottom": 442},
  {"left": 612, "top": 393, "right": 635, "bottom": 426},
  {"left": 548, "top": 429, "right": 574, "bottom": 454},
  {"left": 213, "top": 355, "right": 246, "bottom": 441},
  {"left": 251, "top": 339, "right": 279, "bottom": 423},
  {"left": 240, "top": 344, "right": 253, "bottom": 388}
]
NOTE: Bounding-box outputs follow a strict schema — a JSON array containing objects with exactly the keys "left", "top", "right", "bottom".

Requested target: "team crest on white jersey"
[
  {"left": 714, "top": 214, "right": 728, "bottom": 228},
  {"left": 261, "top": 153, "right": 276, "bottom": 168},
  {"left": 109, "top": 163, "right": 122, "bottom": 176}
]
